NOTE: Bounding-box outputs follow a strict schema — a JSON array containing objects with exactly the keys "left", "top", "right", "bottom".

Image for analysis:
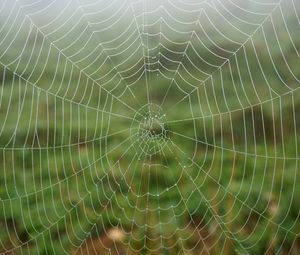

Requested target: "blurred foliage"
[{"left": 0, "top": 7, "right": 300, "bottom": 255}]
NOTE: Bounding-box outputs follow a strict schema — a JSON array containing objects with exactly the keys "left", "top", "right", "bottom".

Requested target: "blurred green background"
[{"left": 0, "top": 0, "right": 300, "bottom": 254}]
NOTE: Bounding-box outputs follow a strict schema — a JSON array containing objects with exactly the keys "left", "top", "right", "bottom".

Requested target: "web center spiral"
[{"left": 130, "top": 103, "right": 168, "bottom": 156}]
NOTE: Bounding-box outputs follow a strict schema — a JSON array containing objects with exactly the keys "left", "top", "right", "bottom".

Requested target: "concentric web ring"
[
  {"left": 0, "top": 0, "right": 300, "bottom": 254},
  {"left": 130, "top": 103, "right": 169, "bottom": 156}
]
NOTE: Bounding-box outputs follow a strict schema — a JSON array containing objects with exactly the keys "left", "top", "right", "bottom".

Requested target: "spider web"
[{"left": 0, "top": 0, "right": 300, "bottom": 254}]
